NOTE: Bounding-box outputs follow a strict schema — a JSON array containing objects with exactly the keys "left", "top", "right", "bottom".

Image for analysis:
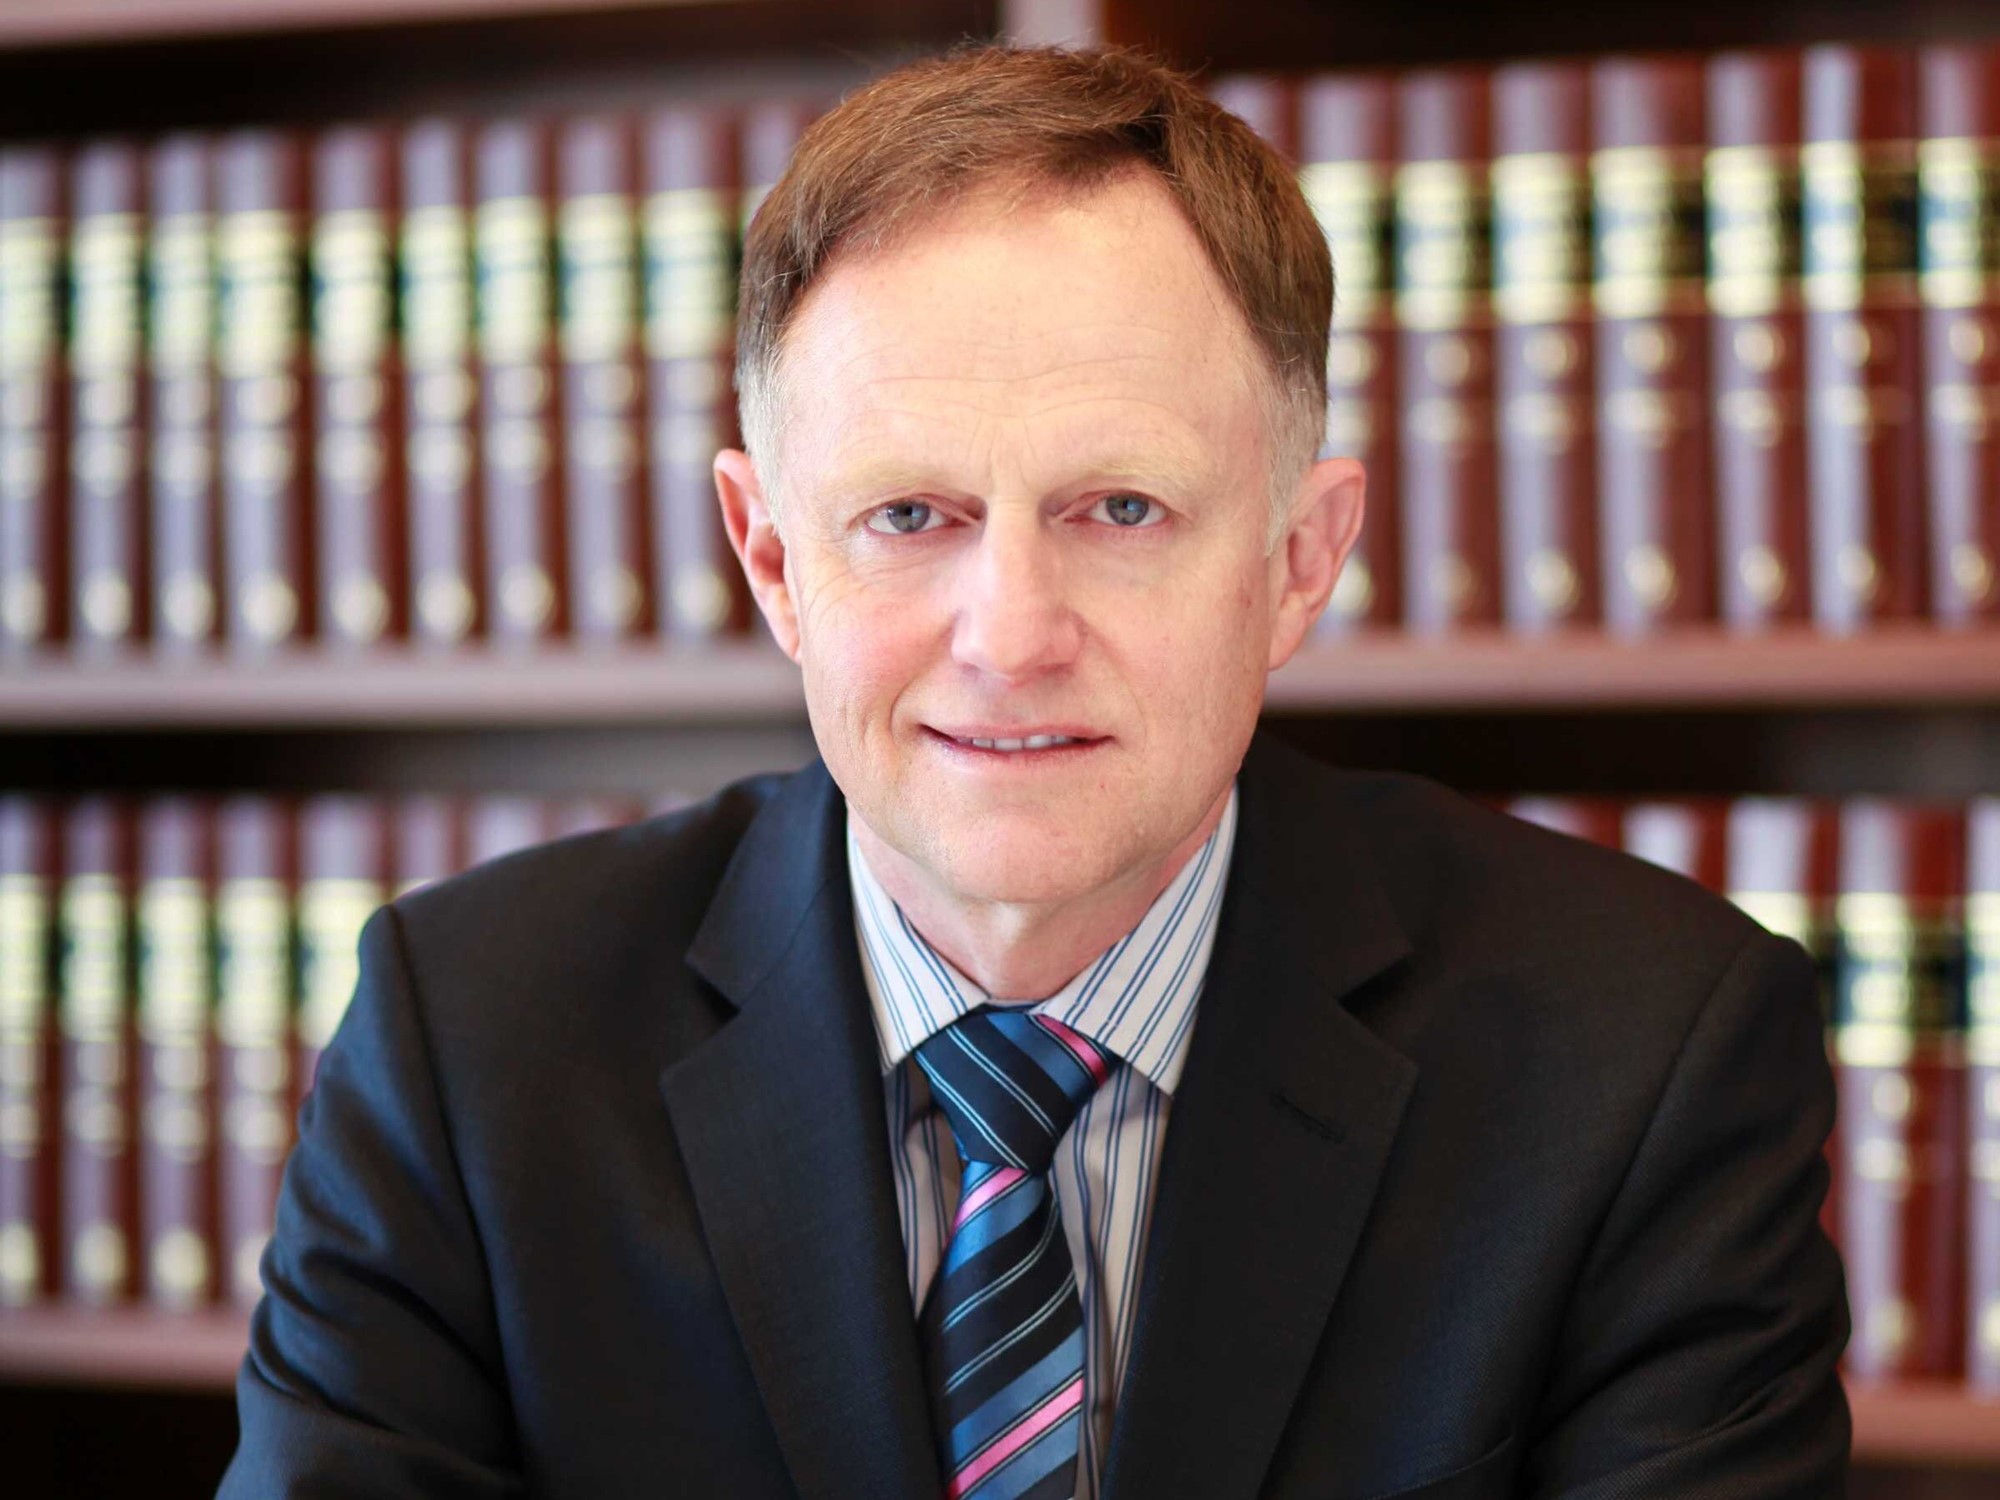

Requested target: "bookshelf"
[{"left": 1, "top": 1, "right": 1997, "bottom": 1497}]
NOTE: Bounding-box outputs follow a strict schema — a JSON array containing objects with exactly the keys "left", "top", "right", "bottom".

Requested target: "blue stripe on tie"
[
  {"left": 1004, "top": 1018, "right": 1096, "bottom": 1093},
  {"left": 917, "top": 1057, "right": 1026, "bottom": 1169},
  {"left": 949, "top": 1026, "right": 1058, "bottom": 1135},
  {"left": 942, "top": 1173, "right": 1047, "bottom": 1280},
  {"left": 944, "top": 1194, "right": 1062, "bottom": 1332},
  {"left": 946, "top": 1267, "right": 1076, "bottom": 1394},
  {"left": 973, "top": 1407, "right": 1085, "bottom": 1500},
  {"left": 947, "top": 1328, "right": 1083, "bottom": 1459}
]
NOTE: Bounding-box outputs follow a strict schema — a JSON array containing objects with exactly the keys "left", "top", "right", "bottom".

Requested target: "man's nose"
[{"left": 949, "top": 513, "right": 1082, "bottom": 683}]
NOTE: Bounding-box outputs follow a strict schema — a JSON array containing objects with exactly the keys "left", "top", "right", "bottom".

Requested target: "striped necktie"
[{"left": 911, "top": 1006, "right": 1119, "bottom": 1500}]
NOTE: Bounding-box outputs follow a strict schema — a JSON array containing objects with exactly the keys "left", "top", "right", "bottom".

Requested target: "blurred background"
[{"left": 0, "top": 0, "right": 1997, "bottom": 1494}]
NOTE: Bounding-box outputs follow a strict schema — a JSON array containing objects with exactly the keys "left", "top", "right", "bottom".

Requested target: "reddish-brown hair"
[{"left": 735, "top": 43, "right": 1332, "bottom": 514}]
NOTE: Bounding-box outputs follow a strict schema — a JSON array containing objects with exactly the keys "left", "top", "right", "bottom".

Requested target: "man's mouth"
[{"left": 926, "top": 727, "right": 1105, "bottom": 755}]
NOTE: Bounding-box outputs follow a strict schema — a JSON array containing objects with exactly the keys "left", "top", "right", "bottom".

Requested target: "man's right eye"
[{"left": 866, "top": 501, "right": 940, "bottom": 535}]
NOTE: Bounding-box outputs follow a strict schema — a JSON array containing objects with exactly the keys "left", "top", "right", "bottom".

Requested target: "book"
[
  {"left": 217, "top": 129, "right": 312, "bottom": 653},
  {"left": 0, "top": 146, "right": 67, "bottom": 657},
  {"left": 136, "top": 798, "right": 215, "bottom": 1310},
  {"left": 1493, "top": 61, "right": 1598, "bottom": 633},
  {"left": 1834, "top": 800, "right": 1967, "bottom": 1381},
  {"left": 392, "top": 794, "right": 461, "bottom": 897},
  {"left": 466, "top": 796, "right": 547, "bottom": 867},
  {"left": 68, "top": 140, "right": 148, "bottom": 655},
  {"left": 1300, "top": 73, "right": 1402, "bottom": 635},
  {"left": 1803, "top": 46, "right": 1927, "bottom": 632},
  {"left": 297, "top": 796, "right": 388, "bottom": 1086},
  {"left": 1708, "top": 50, "right": 1812, "bottom": 629},
  {"left": 475, "top": 118, "right": 566, "bottom": 646},
  {"left": 1395, "top": 69, "right": 1498, "bottom": 633},
  {"left": 147, "top": 134, "right": 222, "bottom": 655},
  {"left": 739, "top": 97, "right": 821, "bottom": 242},
  {"left": 311, "top": 125, "right": 404, "bottom": 650},
  {"left": 0, "top": 798, "right": 54, "bottom": 1306},
  {"left": 214, "top": 796, "right": 293, "bottom": 1307},
  {"left": 1918, "top": 43, "right": 2000, "bottom": 628},
  {"left": 643, "top": 104, "right": 748, "bottom": 640},
  {"left": 58, "top": 798, "right": 135, "bottom": 1305},
  {"left": 1505, "top": 796, "right": 1621, "bottom": 847},
  {"left": 401, "top": 119, "right": 484, "bottom": 649},
  {"left": 1620, "top": 799, "right": 1726, "bottom": 889},
  {"left": 559, "top": 114, "right": 652, "bottom": 643},
  {"left": 1969, "top": 798, "right": 2000, "bottom": 1393},
  {"left": 1590, "top": 55, "right": 1714, "bottom": 634}
]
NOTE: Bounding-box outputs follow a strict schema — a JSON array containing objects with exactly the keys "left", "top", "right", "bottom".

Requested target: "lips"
[{"left": 925, "top": 726, "right": 1106, "bottom": 754}]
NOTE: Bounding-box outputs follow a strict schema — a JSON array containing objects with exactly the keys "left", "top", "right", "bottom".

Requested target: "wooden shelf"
[
  {"left": 3, "top": 627, "right": 2000, "bottom": 731},
  {"left": 2, "top": 1306, "right": 1997, "bottom": 1465}
]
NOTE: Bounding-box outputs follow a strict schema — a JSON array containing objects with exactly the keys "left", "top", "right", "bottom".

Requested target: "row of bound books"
[
  {"left": 0, "top": 101, "right": 828, "bottom": 662},
  {"left": 0, "top": 791, "right": 672, "bottom": 1311},
  {"left": 1506, "top": 793, "right": 1999, "bottom": 1390},
  {"left": 1217, "top": 42, "right": 2000, "bottom": 638}
]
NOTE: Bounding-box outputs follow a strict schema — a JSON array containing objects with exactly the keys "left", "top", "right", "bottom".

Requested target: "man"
[{"left": 220, "top": 44, "right": 1849, "bottom": 1500}]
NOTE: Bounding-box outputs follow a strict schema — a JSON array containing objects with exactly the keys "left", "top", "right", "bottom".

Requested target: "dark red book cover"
[
  {"left": 475, "top": 118, "right": 566, "bottom": 647},
  {"left": 297, "top": 797, "right": 388, "bottom": 1087},
  {"left": 1300, "top": 73, "right": 1401, "bottom": 635},
  {"left": 0, "top": 798, "right": 56, "bottom": 1306},
  {"left": 466, "top": 796, "right": 549, "bottom": 868},
  {"left": 1803, "top": 46, "right": 1927, "bottom": 632},
  {"left": 1967, "top": 798, "right": 1999, "bottom": 1392},
  {"left": 559, "top": 114, "right": 652, "bottom": 644},
  {"left": 217, "top": 130, "right": 312, "bottom": 654},
  {"left": 68, "top": 140, "right": 148, "bottom": 655},
  {"left": 392, "top": 794, "right": 461, "bottom": 897},
  {"left": 739, "top": 97, "right": 822, "bottom": 240},
  {"left": 400, "top": 119, "right": 483, "bottom": 650},
  {"left": 58, "top": 798, "right": 135, "bottom": 1305},
  {"left": 147, "top": 134, "right": 222, "bottom": 656},
  {"left": 311, "top": 125, "right": 404, "bottom": 651},
  {"left": 644, "top": 104, "right": 749, "bottom": 640},
  {"left": 0, "top": 147, "right": 68, "bottom": 657},
  {"left": 1395, "top": 69, "right": 1498, "bottom": 633},
  {"left": 1590, "top": 55, "right": 1713, "bottom": 635},
  {"left": 214, "top": 797, "right": 294, "bottom": 1307},
  {"left": 1834, "top": 800, "right": 1966, "bottom": 1381},
  {"left": 1621, "top": 800, "right": 1727, "bottom": 890},
  {"left": 1708, "top": 51, "right": 1812, "bottom": 630},
  {"left": 136, "top": 797, "right": 216, "bottom": 1309},
  {"left": 1493, "top": 61, "right": 1598, "bottom": 633},
  {"left": 1505, "top": 796, "right": 1622, "bottom": 848},
  {"left": 1919, "top": 44, "right": 2000, "bottom": 628}
]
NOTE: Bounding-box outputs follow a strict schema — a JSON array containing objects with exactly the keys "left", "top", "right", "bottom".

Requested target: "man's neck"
[{"left": 850, "top": 788, "right": 1233, "bottom": 1001}]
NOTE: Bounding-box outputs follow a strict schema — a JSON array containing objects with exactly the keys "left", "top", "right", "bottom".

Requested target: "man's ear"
[
  {"left": 715, "top": 448, "right": 802, "bottom": 661},
  {"left": 1267, "top": 455, "right": 1366, "bottom": 671}
]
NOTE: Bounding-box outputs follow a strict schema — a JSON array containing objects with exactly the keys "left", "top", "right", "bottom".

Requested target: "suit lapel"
[
  {"left": 1099, "top": 736, "right": 1419, "bottom": 1500},
  {"left": 663, "top": 764, "right": 940, "bottom": 1500}
]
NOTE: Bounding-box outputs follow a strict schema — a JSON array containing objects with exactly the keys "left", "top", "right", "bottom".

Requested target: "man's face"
[{"left": 719, "top": 171, "right": 1359, "bottom": 910}]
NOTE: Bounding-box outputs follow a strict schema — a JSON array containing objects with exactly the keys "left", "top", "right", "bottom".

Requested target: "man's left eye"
[{"left": 1093, "top": 493, "right": 1163, "bottom": 528}]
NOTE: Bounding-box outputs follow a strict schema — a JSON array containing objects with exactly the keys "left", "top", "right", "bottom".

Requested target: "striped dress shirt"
[{"left": 845, "top": 786, "right": 1238, "bottom": 1500}]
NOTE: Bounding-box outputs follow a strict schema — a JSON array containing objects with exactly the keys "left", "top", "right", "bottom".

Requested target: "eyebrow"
[{"left": 814, "top": 444, "right": 1216, "bottom": 510}]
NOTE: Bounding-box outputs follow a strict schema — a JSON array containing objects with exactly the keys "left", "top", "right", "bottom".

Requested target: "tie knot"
[{"left": 912, "top": 1008, "right": 1119, "bottom": 1174}]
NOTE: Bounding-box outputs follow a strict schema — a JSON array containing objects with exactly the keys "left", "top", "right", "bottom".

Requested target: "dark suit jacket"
[{"left": 219, "top": 734, "right": 1849, "bottom": 1499}]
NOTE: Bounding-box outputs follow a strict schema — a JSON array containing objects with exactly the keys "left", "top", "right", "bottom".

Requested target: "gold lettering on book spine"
[{"left": 1707, "top": 146, "right": 1804, "bottom": 318}]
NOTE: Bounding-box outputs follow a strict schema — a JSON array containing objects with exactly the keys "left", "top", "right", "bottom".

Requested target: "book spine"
[
  {"left": 548, "top": 796, "right": 640, "bottom": 839},
  {"left": 0, "top": 799, "right": 55, "bottom": 1306},
  {"left": 1493, "top": 62, "right": 1598, "bottom": 632},
  {"left": 1919, "top": 45, "right": 2000, "bottom": 627},
  {"left": 400, "top": 120, "right": 482, "bottom": 649},
  {"left": 559, "top": 115, "right": 651, "bottom": 643},
  {"left": 1969, "top": 798, "right": 2000, "bottom": 1392},
  {"left": 68, "top": 141, "right": 147, "bottom": 655},
  {"left": 1505, "top": 796, "right": 1622, "bottom": 848},
  {"left": 644, "top": 106, "right": 748, "bottom": 640},
  {"left": 392, "top": 794, "right": 461, "bottom": 897},
  {"left": 1620, "top": 800, "right": 1727, "bottom": 889},
  {"left": 1834, "top": 801, "right": 1967, "bottom": 1380},
  {"left": 297, "top": 797, "right": 386, "bottom": 1087},
  {"left": 214, "top": 797, "right": 293, "bottom": 1307},
  {"left": 1708, "top": 51, "right": 1811, "bottom": 629},
  {"left": 1803, "top": 46, "right": 1927, "bottom": 632},
  {"left": 466, "top": 796, "right": 548, "bottom": 867},
  {"left": 58, "top": 799, "right": 134, "bottom": 1305},
  {"left": 0, "top": 148, "right": 68, "bottom": 657},
  {"left": 738, "top": 99, "right": 821, "bottom": 243},
  {"left": 1590, "top": 56, "right": 1714, "bottom": 634},
  {"left": 136, "top": 798, "right": 215, "bottom": 1309},
  {"left": 475, "top": 119, "right": 565, "bottom": 646},
  {"left": 147, "top": 135, "right": 221, "bottom": 655},
  {"left": 311, "top": 126, "right": 403, "bottom": 650},
  {"left": 217, "top": 131, "right": 311, "bottom": 653},
  {"left": 1300, "top": 74, "right": 1401, "bottom": 634}
]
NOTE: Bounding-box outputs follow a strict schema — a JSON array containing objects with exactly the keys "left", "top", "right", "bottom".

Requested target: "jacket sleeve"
[
  {"left": 1523, "top": 928, "right": 1852, "bottom": 1496},
  {"left": 217, "top": 904, "right": 523, "bottom": 1499}
]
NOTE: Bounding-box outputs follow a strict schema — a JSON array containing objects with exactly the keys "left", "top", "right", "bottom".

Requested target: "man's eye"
[
  {"left": 1093, "top": 493, "right": 1162, "bottom": 528},
  {"left": 866, "top": 501, "right": 942, "bottom": 535}
]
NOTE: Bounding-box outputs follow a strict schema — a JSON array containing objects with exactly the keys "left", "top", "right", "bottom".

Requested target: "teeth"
[{"left": 961, "top": 734, "right": 1078, "bottom": 752}]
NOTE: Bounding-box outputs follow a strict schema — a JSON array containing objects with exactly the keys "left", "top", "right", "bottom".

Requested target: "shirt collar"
[{"left": 847, "top": 785, "right": 1238, "bottom": 1097}]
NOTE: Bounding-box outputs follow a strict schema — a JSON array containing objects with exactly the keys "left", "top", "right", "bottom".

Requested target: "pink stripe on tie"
[
  {"left": 955, "top": 1165, "right": 1026, "bottom": 1230},
  {"left": 945, "top": 1375, "right": 1085, "bottom": 1500},
  {"left": 1033, "top": 1014, "right": 1111, "bottom": 1085}
]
